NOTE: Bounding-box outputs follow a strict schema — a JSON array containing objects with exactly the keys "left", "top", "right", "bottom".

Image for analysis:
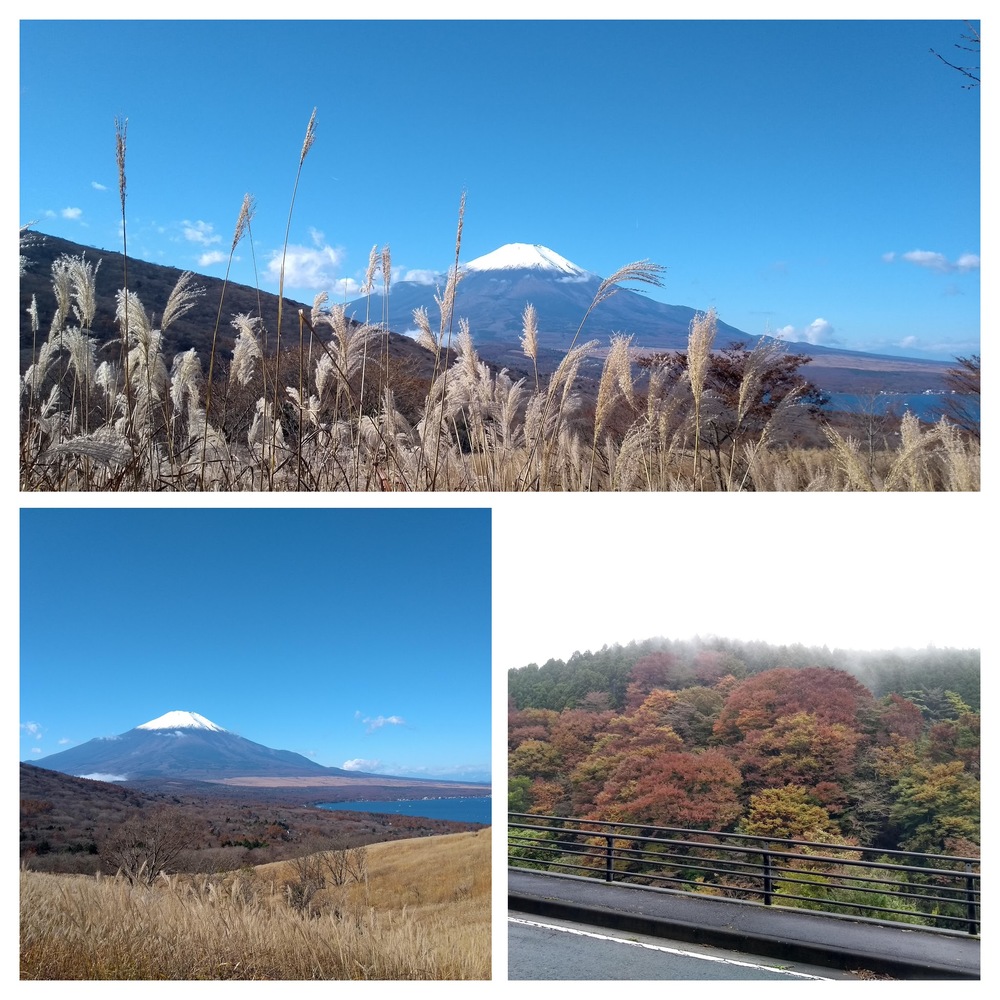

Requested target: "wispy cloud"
[
  {"left": 91, "top": 181, "right": 107, "bottom": 191},
  {"left": 892, "top": 334, "right": 979, "bottom": 357},
  {"left": 831, "top": 331, "right": 978, "bottom": 360},
  {"left": 354, "top": 710, "right": 406, "bottom": 734},
  {"left": 400, "top": 763, "right": 492, "bottom": 781},
  {"left": 61, "top": 207, "right": 82, "bottom": 220},
  {"left": 182, "top": 221, "right": 221, "bottom": 246},
  {"left": 362, "top": 266, "right": 443, "bottom": 295},
  {"left": 396, "top": 267, "right": 442, "bottom": 286},
  {"left": 21, "top": 721, "right": 43, "bottom": 739},
  {"left": 884, "top": 249, "right": 980, "bottom": 274}
]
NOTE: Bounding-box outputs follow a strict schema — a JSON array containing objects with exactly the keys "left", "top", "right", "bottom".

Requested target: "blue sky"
[
  {"left": 19, "top": 507, "right": 492, "bottom": 783},
  {"left": 17, "top": 14, "right": 980, "bottom": 361}
]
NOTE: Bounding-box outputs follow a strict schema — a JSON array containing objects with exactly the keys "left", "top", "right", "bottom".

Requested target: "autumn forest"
[{"left": 508, "top": 639, "right": 980, "bottom": 856}]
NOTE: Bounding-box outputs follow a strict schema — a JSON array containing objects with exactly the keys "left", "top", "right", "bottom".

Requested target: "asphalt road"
[
  {"left": 509, "top": 868, "right": 980, "bottom": 980},
  {"left": 509, "top": 913, "right": 866, "bottom": 981}
]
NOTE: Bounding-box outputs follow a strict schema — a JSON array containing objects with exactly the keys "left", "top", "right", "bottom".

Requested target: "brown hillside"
[
  {"left": 20, "top": 763, "right": 486, "bottom": 876},
  {"left": 19, "top": 230, "right": 439, "bottom": 380}
]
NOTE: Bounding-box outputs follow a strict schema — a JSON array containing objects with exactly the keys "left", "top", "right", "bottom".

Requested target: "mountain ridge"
[
  {"left": 21, "top": 231, "right": 952, "bottom": 395},
  {"left": 31, "top": 711, "right": 396, "bottom": 783},
  {"left": 344, "top": 241, "right": 952, "bottom": 392}
]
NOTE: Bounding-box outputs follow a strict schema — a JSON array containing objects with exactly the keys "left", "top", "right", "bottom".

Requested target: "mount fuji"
[
  {"left": 31, "top": 711, "right": 361, "bottom": 782},
  {"left": 344, "top": 242, "right": 952, "bottom": 392},
  {"left": 346, "top": 242, "right": 751, "bottom": 361}
]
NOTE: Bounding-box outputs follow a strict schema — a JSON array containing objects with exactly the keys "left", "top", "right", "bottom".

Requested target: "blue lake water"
[
  {"left": 316, "top": 796, "right": 492, "bottom": 825},
  {"left": 824, "top": 392, "right": 978, "bottom": 422}
]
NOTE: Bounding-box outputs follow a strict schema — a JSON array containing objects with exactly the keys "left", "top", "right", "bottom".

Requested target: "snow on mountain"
[
  {"left": 31, "top": 712, "right": 332, "bottom": 780},
  {"left": 137, "top": 710, "right": 227, "bottom": 732},
  {"left": 344, "top": 241, "right": 753, "bottom": 365},
  {"left": 463, "top": 243, "right": 593, "bottom": 279}
]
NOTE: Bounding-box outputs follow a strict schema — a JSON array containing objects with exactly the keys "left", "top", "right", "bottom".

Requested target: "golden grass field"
[{"left": 20, "top": 827, "right": 491, "bottom": 980}]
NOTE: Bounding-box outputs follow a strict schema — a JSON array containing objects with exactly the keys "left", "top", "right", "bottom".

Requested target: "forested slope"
[{"left": 508, "top": 638, "right": 980, "bottom": 854}]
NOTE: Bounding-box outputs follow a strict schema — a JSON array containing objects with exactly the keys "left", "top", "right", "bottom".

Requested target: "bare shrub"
[{"left": 99, "top": 807, "right": 190, "bottom": 886}]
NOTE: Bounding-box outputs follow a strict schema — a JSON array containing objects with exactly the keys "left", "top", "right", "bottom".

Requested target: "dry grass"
[
  {"left": 20, "top": 828, "right": 491, "bottom": 980},
  {"left": 18, "top": 112, "right": 979, "bottom": 491},
  {"left": 19, "top": 247, "right": 979, "bottom": 491}
]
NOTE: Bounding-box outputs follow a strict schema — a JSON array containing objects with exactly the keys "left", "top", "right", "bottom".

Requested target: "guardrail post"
[
  {"left": 605, "top": 835, "right": 615, "bottom": 882},
  {"left": 762, "top": 850, "right": 773, "bottom": 905},
  {"left": 965, "top": 863, "right": 978, "bottom": 935}
]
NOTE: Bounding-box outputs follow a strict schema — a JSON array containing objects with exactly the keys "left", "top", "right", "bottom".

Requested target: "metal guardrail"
[{"left": 508, "top": 813, "right": 980, "bottom": 935}]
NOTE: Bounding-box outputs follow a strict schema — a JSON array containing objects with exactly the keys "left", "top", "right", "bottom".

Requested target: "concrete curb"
[{"left": 509, "top": 871, "right": 980, "bottom": 981}]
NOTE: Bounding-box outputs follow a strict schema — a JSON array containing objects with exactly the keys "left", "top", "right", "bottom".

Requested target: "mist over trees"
[{"left": 508, "top": 637, "right": 979, "bottom": 855}]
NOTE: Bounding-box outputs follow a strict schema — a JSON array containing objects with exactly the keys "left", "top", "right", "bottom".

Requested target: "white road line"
[{"left": 508, "top": 915, "right": 833, "bottom": 980}]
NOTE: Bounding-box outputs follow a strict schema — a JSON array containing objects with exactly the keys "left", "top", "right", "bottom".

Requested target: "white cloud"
[
  {"left": 802, "top": 318, "right": 835, "bottom": 345},
  {"left": 267, "top": 237, "right": 346, "bottom": 291},
  {"left": 329, "top": 277, "right": 364, "bottom": 299},
  {"left": 182, "top": 221, "right": 221, "bottom": 246},
  {"left": 342, "top": 758, "right": 382, "bottom": 772},
  {"left": 773, "top": 319, "right": 836, "bottom": 346},
  {"left": 21, "top": 721, "right": 42, "bottom": 738},
  {"left": 886, "top": 249, "right": 980, "bottom": 274},
  {"left": 61, "top": 207, "right": 82, "bottom": 220},
  {"left": 91, "top": 181, "right": 107, "bottom": 191},
  {"left": 198, "top": 250, "right": 226, "bottom": 267}
]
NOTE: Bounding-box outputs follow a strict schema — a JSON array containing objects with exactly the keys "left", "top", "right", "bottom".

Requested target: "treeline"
[
  {"left": 509, "top": 637, "right": 980, "bottom": 713},
  {"left": 508, "top": 638, "right": 980, "bottom": 855}
]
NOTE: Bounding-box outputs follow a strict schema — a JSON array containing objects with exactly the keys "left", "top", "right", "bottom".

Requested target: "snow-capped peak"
[
  {"left": 463, "top": 243, "right": 592, "bottom": 278},
  {"left": 136, "top": 711, "right": 226, "bottom": 732}
]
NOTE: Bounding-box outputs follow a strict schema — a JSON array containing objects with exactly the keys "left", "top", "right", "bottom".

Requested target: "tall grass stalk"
[
  {"left": 687, "top": 307, "right": 716, "bottom": 485},
  {"left": 198, "top": 194, "right": 253, "bottom": 489},
  {"left": 269, "top": 107, "right": 317, "bottom": 488},
  {"left": 428, "top": 192, "right": 466, "bottom": 491},
  {"left": 520, "top": 259, "right": 665, "bottom": 490},
  {"left": 113, "top": 115, "right": 139, "bottom": 479},
  {"left": 353, "top": 244, "right": 380, "bottom": 487},
  {"left": 589, "top": 334, "right": 635, "bottom": 490}
]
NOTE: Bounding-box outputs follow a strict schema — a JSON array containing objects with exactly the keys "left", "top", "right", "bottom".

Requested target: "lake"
[
  {"left": 824, "top": 391, "right": 978, "bottom": 422},
  {"left": 316, "top": 796, "right": 492, "bottom": 825}
]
